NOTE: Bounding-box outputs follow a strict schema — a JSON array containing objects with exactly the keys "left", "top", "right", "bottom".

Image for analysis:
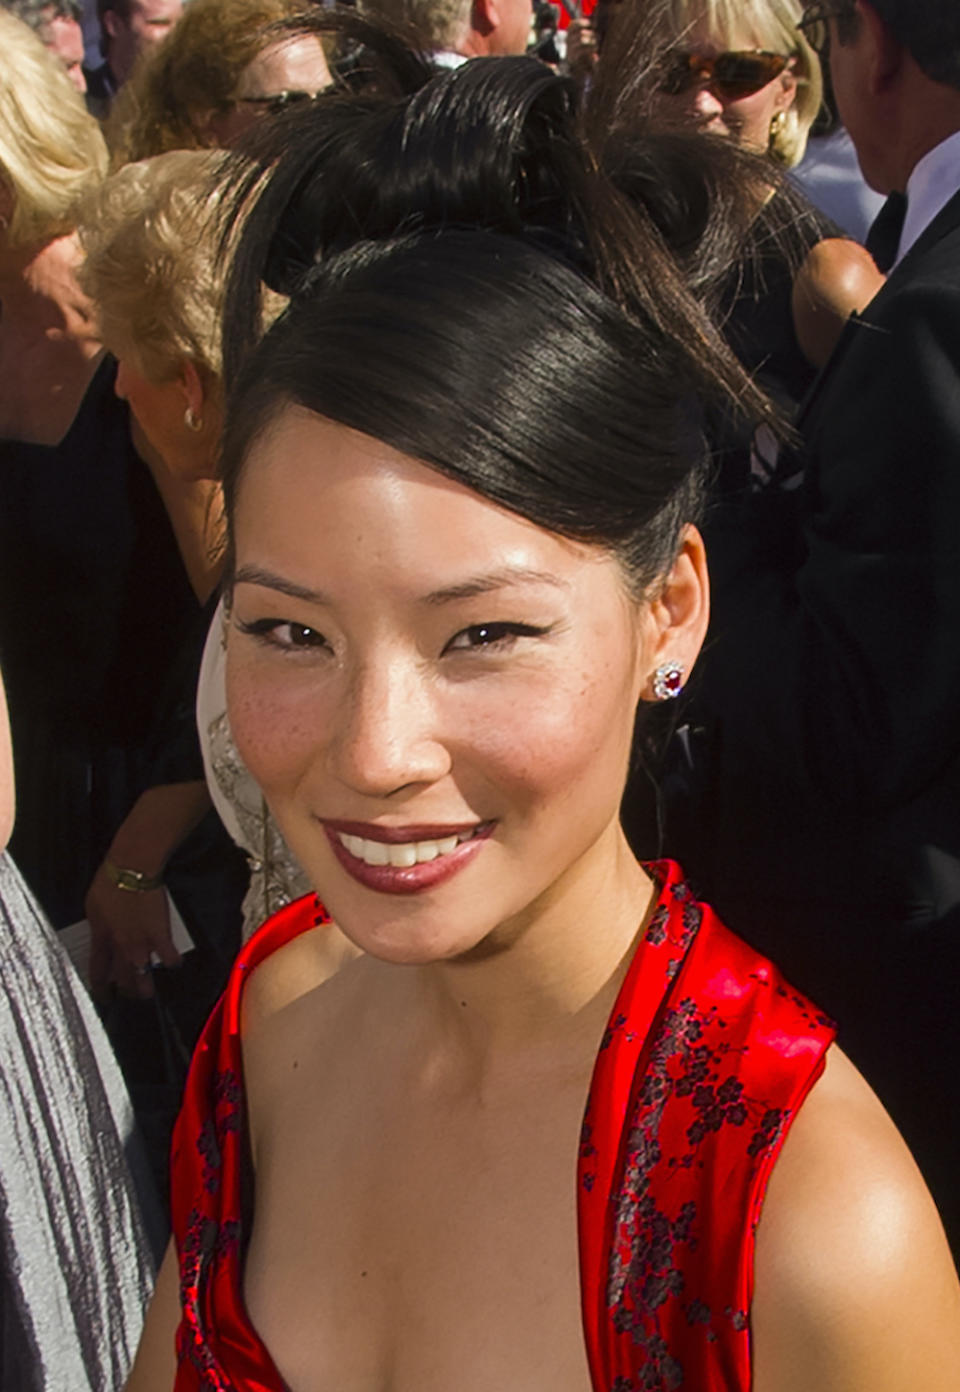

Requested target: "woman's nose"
[
  {"left": 690, "top": 84, "right": 725, "bottom": 117},
  {"left": 329, "top": 658, "right": 450, "bottom": 799}
]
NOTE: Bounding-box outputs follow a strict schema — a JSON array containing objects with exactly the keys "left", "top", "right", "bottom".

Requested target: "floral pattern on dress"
[
  {"left": 578, "top": 861, "right": 835, "bottom": 1392},
  {"left": 169, "top": 865, "right": 834, "bottom": 1392}
]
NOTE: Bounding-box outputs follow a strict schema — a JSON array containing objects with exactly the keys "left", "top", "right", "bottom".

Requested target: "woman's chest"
[{"left": 243, "top": 1072, "right": 596, "bottom": 1392}]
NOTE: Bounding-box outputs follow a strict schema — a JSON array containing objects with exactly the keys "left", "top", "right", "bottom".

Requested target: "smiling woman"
[
  {"left": 124, "top": 44, "right": 960, "bottom": 1392},
  {"left": 226, "top": 409, "right": 677, "bottom": 963},
  {"left": 642, "top": 0, "right": 822, "bottom": 164}
]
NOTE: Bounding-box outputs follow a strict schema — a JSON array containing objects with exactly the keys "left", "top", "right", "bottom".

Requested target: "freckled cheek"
[
  {"left": 226, "top": 663, "right": 333, "bottom": 799},
  {"left": 460, "top": 669, "right": 637, "bottom": 813}
]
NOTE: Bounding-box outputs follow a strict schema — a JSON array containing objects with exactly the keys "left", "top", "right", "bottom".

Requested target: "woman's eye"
[
  {"left": 235, "top": 617, "right": 328, "bottom": 651},
  {"left": 444, "top": 622, "right": 549, "bottom": 653}
]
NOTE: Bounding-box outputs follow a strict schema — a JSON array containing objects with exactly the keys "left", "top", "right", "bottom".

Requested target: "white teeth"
[
  {"left": 337, "top": 828, "right": 479, "bottom": 867},
  {"left": 389, "top": 844, "right": 418, "bottom": 868}
]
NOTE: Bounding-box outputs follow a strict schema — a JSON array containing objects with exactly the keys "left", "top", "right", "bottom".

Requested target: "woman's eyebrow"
[
  {"left": 422, "top": 567, "right": 569, "bottom": 606},
  {"left": 233, "top": 563, "right": 569, "bottom": 607},
  {"left": 233, "top": 566, "right": 330, "bottom": 605}
]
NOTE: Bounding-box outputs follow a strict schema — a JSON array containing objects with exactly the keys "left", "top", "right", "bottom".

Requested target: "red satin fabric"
[
  {"left": 170, "top": 862, "right": 833, "bottom": 1390},
  {"left": 578, "top": 860, "right": 834, "bottom": 1391}
]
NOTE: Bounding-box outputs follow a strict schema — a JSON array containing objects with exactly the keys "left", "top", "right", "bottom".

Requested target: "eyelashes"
[
  {"left": 442, "top": 622, "right": 554, "bottom": 653},
  {"left": 234, "top": 617, "right": 329, "bottom": 651},
  {"left": 234, "top": 617, "right": 556, "bottom": 656}
]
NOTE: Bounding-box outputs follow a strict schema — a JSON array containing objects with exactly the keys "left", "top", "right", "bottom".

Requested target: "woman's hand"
[
  {"left": 87, "top": 867, "right": 180, "bottom": 999},
  {"left": 85, "top": 780, "right": 212, "bottom": 998}
]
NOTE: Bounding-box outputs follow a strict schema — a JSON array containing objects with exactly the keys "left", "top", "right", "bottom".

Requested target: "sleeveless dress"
[{"left": 169, "top": 861, "right": 834, "bottom": 1391}]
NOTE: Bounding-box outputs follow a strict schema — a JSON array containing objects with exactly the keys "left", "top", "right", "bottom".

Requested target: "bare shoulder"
[
  {"left": 752, "top": 1046, "right": 960, "bottom": 1392},
  {"left": 796, "top": 237, "right": 885, "bottom": 312},
  {"left": 792, "top": 237, "right": 886, "bottom": 367},
  {"left": 241, "top": 920, "right": 361, "bottom": 1036}
]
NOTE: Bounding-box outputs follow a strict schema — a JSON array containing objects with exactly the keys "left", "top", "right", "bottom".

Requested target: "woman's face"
[
  {"left": 226, "top": 407, "right": 705, "bottom": 964},
  {"left": 203, "top": 35, "right": 332, "bottom": 148},
  {"left": 656, "top": 17, "right": 798, "bottom": 152}
]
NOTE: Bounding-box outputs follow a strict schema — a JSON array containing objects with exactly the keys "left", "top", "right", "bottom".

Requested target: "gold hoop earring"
[
  {"left": 768, "top": 110, "right": 787, "bottom": 146},
  {"left": 184, "top": 406, "right": 203, "bottom": 433}
]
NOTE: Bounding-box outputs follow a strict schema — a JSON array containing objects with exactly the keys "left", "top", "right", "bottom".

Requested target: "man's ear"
[
  {"left": 639, "top": 525, "right": 710, "bottom": 701},
  {"left": 101, "top": 7, "right": 122, "bottom": 41},
  {"left": 471, "top": 0, "right": 496, "bottom": 39},
  {"left": 857, "top": 0, "right": 905, "bottom": 93}
]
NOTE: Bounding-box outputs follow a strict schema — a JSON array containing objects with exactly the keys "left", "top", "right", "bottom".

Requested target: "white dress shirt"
[{"left": 895, "top": 127, "right": 960, "bottom": 266}]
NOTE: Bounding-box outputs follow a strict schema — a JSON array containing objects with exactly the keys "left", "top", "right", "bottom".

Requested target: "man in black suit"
[{"left": 663, "top": 0, "right": 960, "bottom": 1257}]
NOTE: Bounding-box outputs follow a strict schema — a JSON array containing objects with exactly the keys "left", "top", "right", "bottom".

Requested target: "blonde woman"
[
  {"left": 652, "top": 0, "right": 822, "bottom": 166},
  {"left": 107, "top": 0, "right": 331, "bottom": 166},
  {"left": 593, "top": 0, "right": 882, "bottom": 373},
  {"left": 0, "top": 21, "right": 201, "bottom": 956},
  {"left": 80, "top": 151, "right": 231, "bottom": 602},
  {"left": 0, "top": 11, "right": 106, "bottom": 445},
  {"left": 81, "top": 152, "right": 350, "bottom": 972}
]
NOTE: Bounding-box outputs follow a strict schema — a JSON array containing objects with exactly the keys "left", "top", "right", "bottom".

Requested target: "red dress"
[{"left": 170, "top": 861, "right": 834, "bottom": 1390}]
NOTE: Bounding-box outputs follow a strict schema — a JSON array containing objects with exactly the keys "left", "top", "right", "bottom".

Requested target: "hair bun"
[{"left": 258, "top": 57, "right": 584, "bottom": 296}]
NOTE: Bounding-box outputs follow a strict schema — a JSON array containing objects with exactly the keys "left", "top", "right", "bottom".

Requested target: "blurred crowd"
[{"left": 0, "top": 0, "right": 959, "bottom": 1385}]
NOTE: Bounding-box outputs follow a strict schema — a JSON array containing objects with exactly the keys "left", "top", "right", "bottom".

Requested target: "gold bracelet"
[{"left": 104, "top": 859, "right": 164, "bottom": 894}]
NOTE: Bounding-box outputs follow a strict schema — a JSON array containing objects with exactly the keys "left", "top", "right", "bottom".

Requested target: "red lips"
[{"left": 321, "top": 820, "right": 494, "bottom": 895}]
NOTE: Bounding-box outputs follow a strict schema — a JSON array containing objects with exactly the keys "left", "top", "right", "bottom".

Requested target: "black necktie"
[{"left": 865, "top": 191, "right": 908, "bottom": 274}]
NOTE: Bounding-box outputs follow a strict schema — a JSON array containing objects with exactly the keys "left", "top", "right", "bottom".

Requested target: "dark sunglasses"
[
  {"left": 661, "top": 49, "right": 791, "bottom": 100},
  {"left": 236, "top": 89, "right": 320, "bottom": 117},
  {"left": 795, "top": 2, "right": 853, "bottom": 53}
]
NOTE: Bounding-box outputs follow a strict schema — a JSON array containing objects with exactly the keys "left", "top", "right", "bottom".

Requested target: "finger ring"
[{"left": 134, "top": 964, "right": 151, "bottom": 977}]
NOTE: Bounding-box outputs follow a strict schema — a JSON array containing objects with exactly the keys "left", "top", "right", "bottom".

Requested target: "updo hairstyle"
[{"left": 218, "top": 27, "right": 798, "bottom": 598}]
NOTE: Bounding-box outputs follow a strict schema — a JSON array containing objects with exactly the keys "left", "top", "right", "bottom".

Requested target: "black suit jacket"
[{"left": 659, "top": 184, "right": 960, "bottom": 1256}]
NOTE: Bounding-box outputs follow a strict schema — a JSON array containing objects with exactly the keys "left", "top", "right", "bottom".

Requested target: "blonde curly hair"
[
  {"left": 106, "top": 0, "right": 327, "bottom": 166},
  {"left": 655, "top": 0, "right": 822, "bottom": 166},
  {"left": 79, "top": 150, "right": 229, "bottom": 381},
  {"left": 0, "top": 12, "right": 107, "bottom": 246}
]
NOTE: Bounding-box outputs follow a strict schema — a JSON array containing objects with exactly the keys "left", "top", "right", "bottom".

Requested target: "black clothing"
[
  {"left": 0, "top": 356, "right": 199, "bottom": 926},
  {"left": 83, "top": 61, "right": 118, "bottom": 120},
  {"left": 655, "top": 186, "right": 960, "bottom": 1258}
]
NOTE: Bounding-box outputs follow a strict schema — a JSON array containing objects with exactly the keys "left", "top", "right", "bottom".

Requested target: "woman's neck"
[{"left": 397, "top": 824, "right": 653, "bottom": 1075}]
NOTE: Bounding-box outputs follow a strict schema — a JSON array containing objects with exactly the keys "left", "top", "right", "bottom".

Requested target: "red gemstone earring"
[{"left": 652, "top": 662, "right": 685, "bottom": 701}]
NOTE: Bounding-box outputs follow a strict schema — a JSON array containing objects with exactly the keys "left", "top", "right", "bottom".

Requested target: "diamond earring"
[{"left": 652, "top": 662, "right": 685, "bottom": 702}]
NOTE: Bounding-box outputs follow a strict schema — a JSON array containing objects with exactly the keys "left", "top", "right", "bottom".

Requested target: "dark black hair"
[
  {"left": 863, "top": 0, "right": 960, "bottom": 91},
  {"left": 218, "top": 33, "right": 796, "bottom": 595}
]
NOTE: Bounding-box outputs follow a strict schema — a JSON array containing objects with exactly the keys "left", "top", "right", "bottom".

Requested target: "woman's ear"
[
  {"left": 775, "top": 62, "right": 800, "bottom": 113},
  {"left": 177, "top": 358, "right": 207, "bottom": 423},
  {"left": 640, "top": 524, "right": 710, "bottom": 700}
]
